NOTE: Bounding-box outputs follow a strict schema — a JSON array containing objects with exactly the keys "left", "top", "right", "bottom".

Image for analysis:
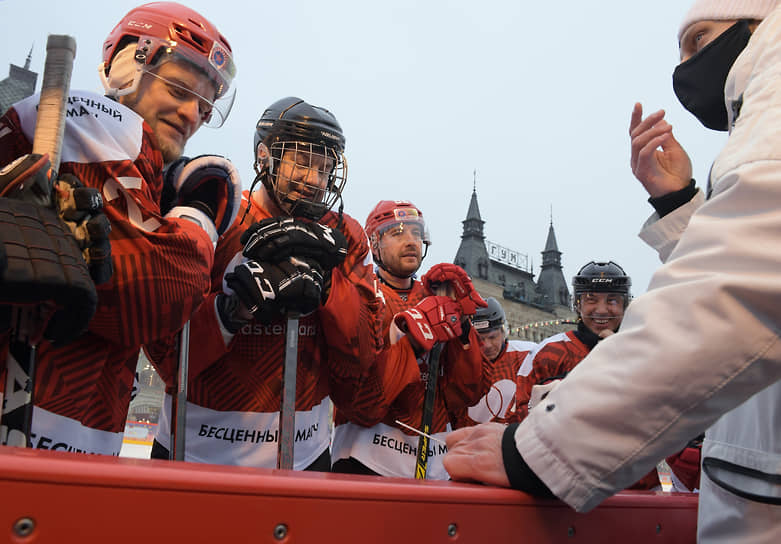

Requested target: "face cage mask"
[{"left": 266, "top": 141, "right": 347, "bottom": 221}]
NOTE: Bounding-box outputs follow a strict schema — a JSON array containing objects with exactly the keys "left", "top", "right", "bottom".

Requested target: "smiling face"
[
  {"left": 119, "top": 60, "right": 217, "bottom": 163},
  {"left": 576, "top": 292, "right": 626, "bottom": 336}
]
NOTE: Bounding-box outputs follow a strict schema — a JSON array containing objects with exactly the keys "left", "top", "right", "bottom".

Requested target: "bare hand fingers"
[
  {"left": 629, "top": 102, "right": 643, "bottom": 134},
  {"left": 631, "top": 122, "right": 673, "bottom": 172}
]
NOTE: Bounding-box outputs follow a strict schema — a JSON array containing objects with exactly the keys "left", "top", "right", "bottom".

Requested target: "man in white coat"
[{"left": 444, "top": 2, "right": 781, "bottom": 542}]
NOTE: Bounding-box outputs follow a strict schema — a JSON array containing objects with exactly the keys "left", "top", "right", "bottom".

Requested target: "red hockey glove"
[
  {"left": 240, "top": 217, "right": 348, "bottom": 272},
  {"left": 393, "top": 295, "right": 463, "bottom": 352},
  {"left": 422, "top": 263, "right": 487, "bottom": 316},
  {"left": 162, "top": 154, "right": 242, "bottom": 237}
]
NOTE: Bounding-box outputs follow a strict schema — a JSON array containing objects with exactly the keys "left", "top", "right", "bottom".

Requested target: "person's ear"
[{"left": 255, "top": 143, "right": 270, "bottom": 174}]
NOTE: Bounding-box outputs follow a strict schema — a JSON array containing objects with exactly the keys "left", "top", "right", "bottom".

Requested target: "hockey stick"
[
  {"left": 277, "top": 313, "right": 299, "bottom": 469},
  {"left": 1, "top": 35, "right": 76, "bottom": 448},
  {"left": 169, "top": 321, "right": 190, "bottom": 460},
  {"left": 414, "top": 283, "right": 451, "bottom": 480}
]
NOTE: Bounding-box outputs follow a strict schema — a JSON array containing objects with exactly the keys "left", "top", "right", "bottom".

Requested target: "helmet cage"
[{"left": 263, "top": 140, "right": 347, "bottom": 221}]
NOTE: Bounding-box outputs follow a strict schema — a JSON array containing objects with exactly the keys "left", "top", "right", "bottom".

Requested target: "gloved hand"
[
  {"left": 393, "top": 295, "right": 463, "bottom": 352},
  {"left": 0, "top": 153, "right": 53, "bottom": 207},
  {"left": 422, "top": 263, "right": 487, "bottom": 316},
  {"left": 54, "top": 174, "right": 113, "bottom": 285},
  {"left": 527, "top": 379, "right": 561, "bottom": 412},
  {"left": 240, "top": 217, "right": 348, "bottom": 273},
  {"left": 0, "top": 155, "right": 113, "bottom": 285},
  {"left": 222, "top": 257, "right": 325, "bottom": 328},
  {"left": 0, "top": 198, "right": 97, "bottom": 346},
  {"left": 162, "top": 154, "right": 242, "bottom": 237}
]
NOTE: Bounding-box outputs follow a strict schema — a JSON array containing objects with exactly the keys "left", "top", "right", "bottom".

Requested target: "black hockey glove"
[
  {"left": 162, "top": 155, "right": 242, "bottom": 236},
  {"left": 223, "top": 257, "right": 325, "bottom": 326},
  {"left": 54, "top": 174, "right": 113, "bottom": 285},
  {"left": 0, "top": 155, "right": 113, "bottom": 285},
  {"left": 0, "top": 198, "right": 97, "bottom": 346},
  {"left": 240, "top": 217, "right": 348, "bottom": 274}
]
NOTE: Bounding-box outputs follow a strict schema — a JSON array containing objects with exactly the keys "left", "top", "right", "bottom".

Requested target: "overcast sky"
[{"left": 1, "top": 0, "right": 727, "bottom": 299}]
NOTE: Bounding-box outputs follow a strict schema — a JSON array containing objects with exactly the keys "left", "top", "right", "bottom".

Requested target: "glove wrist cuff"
[
  {"left": 166, "top": 205, "right": 218, "bottom": 245},
  {"left": 216, "top": 293, "right": 248, "bottom": 334}
]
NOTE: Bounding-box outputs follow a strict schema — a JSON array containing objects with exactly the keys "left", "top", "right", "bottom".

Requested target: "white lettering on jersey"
[{"left": 103, "top": 177, "right": 162, "bottom": 232}]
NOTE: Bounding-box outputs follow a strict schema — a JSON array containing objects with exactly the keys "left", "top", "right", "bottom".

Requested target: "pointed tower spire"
[
  {"left": 24, "top": 44, "right": 33, "bottom": 70},
  {"left": 454, "top": 175, "right": 489, "bottom": 279},
  {"left": 535, "top": 212, "right": 570, "bottom": 308}
]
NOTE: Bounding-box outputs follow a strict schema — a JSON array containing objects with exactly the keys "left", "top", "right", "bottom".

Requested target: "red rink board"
[{"left": 0, "top": 446, "right": 697, "bottom": 543}]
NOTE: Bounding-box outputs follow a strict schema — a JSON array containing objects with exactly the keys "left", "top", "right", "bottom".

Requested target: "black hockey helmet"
[
  {"left": 572, "top": 261, "right": 631, "bottom": 306},
  {"left": 471, "top": 297, "right": 506, "bottom": 333},
  {"left": 251, "top": 97, "right": 347, "bottom": 220}
]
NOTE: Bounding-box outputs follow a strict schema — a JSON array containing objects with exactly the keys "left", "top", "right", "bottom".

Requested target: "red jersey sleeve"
[{"left": 318, "top": 212, "right": 387, "bottom": 424}]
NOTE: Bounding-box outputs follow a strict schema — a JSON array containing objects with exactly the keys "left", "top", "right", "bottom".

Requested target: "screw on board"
[
  {"left": 567, "top": 526, "right": 576, "bottom": 537},
  {"left": 656, "top": 523, "right": 662, "bottom": 534},
  {"left": 447, "top": 523, "right": 458, "bottom": 538},
  {"left": 13, "top": 517, "right": 35, "bottom": 538},
  {"left": 273, "top": 523, "right": 288, "bottom": 540}
]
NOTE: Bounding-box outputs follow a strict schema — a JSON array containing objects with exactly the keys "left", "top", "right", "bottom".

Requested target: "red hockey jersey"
[
  {"left": 451, "top": 339, "right": 537, "bottom": 427},
  {"left": 146, "top": 191, "right": 385, "bottom": 469},
  {"left": 0, "top": 91, "right": 214, "bottom": 455},
  {"left": 331, "top": 279, "right": 488, "bottom": 479}
]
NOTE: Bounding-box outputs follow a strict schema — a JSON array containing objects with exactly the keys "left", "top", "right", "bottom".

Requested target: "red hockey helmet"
[
  {"left": 364, "top": 200, "right": 431, "bottom": 265},
  {"left": 100, "top": 2, "right": 236, "bottom": 126}
]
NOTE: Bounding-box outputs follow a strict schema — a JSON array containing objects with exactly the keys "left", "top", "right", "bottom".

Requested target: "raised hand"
[
  {"left": 422, "top": 263, "right": 487, "bottom": 316},
  {"left": 629, "top": 102, "right": 693, "bottom": 198}
]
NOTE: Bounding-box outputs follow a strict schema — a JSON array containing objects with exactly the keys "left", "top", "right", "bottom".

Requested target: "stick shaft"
[
  {"left": 170, "top": 321, "right": 190, "bottom": 460},
  {"left": 32, "top": 35, "right": 77, "bottom": 169},
  {"left": 278, "top": 315, "right": 298, "bottom": 470}
]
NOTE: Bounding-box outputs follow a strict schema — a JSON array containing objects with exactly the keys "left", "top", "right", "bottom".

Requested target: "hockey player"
[
  {"left": 451, "top": 297, "right": 536, "bottom": 427},
  {"left": 0, "top": 2, "right": 239, "bottom": 455},
  {"left": 330, "top": 200, "right": 489, "bottom": 479},
  {"left": 508, "top": 261, "right": 660, "bottom": 490},
  {"left": 513, "top": 261, "right": 631, "bottom": 423},
  {"left": 146, "top": 97, "right": 386, "bottom": 471},
  {"left": 445, "top": 2, "right": 781, "bottom": 540}
]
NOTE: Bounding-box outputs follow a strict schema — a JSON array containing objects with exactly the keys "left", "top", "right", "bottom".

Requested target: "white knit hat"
[{"left": 678, "top": 0, "right": 781, "bottom": 41}]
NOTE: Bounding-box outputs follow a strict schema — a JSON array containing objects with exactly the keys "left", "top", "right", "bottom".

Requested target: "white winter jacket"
[{"left": 512, "top": 7, "right": 781, "bottom": 540}]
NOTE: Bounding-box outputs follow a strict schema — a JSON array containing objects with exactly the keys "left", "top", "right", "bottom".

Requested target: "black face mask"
[{"left": 672, "top": 20, "right": 752, "bottom": 131}]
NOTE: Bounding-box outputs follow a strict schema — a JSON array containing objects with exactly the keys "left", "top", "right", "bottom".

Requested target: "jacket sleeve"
[
  {"left": 511, "top": 14, "right": 781, "bottom": 512},
  {"left": 638, "top": 191, "right": 705, "bottom": 262}
]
